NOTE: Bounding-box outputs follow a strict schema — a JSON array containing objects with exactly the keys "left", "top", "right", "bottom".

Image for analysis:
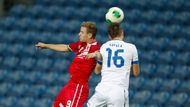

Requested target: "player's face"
[{"left": 78, "top": 27, "right": 88, "bottom": 42}]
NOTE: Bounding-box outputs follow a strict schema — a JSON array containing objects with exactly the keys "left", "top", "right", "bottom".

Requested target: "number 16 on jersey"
[{"left": 106, "top": 48, "right": 125, "bottom": 68}]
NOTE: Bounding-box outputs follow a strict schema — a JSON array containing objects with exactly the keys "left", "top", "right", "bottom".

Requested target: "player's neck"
[
  {"left": 112, "top": 37, "right": 123, "bottom": 41},
  {"left": 87, "top": 39, "right": 96, "bottom": 44}
]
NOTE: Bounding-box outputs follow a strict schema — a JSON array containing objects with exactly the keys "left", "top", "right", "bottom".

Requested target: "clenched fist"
[{"left": 35, "top": 42, "right": 47, "bottom": 48}]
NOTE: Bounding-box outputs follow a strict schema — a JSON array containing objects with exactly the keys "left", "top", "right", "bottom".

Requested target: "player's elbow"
[
  {"left": 94, "top": 67, "right": 101, "bottom": 74},
  {"left": 94, "top": 64, "right": 102, "bottom": 74},
  {"left": 94, "top": 70, "right": 101, "bottom": 74},
  {"left": 133, "top": 70, "right": 140, "bottom": 77},
  {"left": 57, "top": 46, "right": 69, "bottom": 52}
]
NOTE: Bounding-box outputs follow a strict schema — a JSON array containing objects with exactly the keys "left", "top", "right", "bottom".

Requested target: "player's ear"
[
  {"left": 88, "top": 33, "right": 93, "bottom": 39},
  {"left": 121, "top": 30, "right": 124, "bottom": 36},
  {"left": 121, "top": 30, "right": 124, "bottom": 38},
  {"left": 108, "top": 35, "right": 112, "bottom": 39}
]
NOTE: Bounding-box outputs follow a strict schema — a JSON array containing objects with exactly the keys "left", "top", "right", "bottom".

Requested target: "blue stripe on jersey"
[
  {"left": 97, "top": 60, "right": 102, "bottom": 65},
  {"left": 132, "top": 61, "right": 139, "bottom": 64}
]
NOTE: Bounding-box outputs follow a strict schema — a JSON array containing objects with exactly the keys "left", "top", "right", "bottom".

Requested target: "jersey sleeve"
[
  {"left": 132, "top": 45, "right": 139, "bottom": 64},
  {"left": 68, "top": 41, "right": 80, "bottom": 52}
]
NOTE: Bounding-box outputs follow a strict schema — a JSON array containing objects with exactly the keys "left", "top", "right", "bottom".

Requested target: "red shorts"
[{"left": 53, "top": 82, "right": 89, "bottom": 107}]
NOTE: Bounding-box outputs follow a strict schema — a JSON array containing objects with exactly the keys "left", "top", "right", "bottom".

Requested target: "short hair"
[
  {"left": 81, "top": 21, "right": 97, "bottom": 39},
  {"left": 108, "top": 23, "right": 122, "bottom": 39}
]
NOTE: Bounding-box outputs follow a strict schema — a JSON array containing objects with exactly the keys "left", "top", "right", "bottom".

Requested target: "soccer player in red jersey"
[{"left": 36, "top": 21, "right": 101, "bottom": 107}]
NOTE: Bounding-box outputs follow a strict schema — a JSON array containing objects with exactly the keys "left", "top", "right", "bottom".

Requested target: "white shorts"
[{"left": 87, "top": 84, "right": 129, "bottom": 107}]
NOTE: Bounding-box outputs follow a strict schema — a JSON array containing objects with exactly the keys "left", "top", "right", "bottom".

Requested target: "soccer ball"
[{"left": 105, "top": 7, "right": 124, "bottom": 24}]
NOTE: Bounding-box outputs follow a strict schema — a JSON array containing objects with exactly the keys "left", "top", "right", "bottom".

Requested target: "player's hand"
[
  {"left": 86, "top": 52, "right": 96, "bottom": 59},
  {"left": 35, "top": 42, "right": 47, "bottom": 48}
]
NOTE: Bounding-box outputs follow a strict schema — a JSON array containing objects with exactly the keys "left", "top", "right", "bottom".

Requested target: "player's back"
[{"left": 99, "top": 40, "right": 138, "bottom": 88}]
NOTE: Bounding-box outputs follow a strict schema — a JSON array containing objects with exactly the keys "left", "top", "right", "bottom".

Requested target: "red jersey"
[
  {"left": 53, "top": 40, "right": 101, "bottom": 107},
  {"left": 68, "top": 40, "right": 101, "bottom": 84}
]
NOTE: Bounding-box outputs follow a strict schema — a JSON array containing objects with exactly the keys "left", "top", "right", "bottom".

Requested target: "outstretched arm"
[{"left": 35, "top": 42, "right": 70, "bottom": 52}]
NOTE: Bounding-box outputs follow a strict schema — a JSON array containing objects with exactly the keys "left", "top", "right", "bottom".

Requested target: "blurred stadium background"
[{"left": 0, "top": 0, "right": 190, "bottom": 107}]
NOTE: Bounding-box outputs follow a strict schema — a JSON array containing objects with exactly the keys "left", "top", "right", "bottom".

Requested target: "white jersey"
[
  {"left": 99, "top": 40, "right": 139, "bottom": 89},
  {"left": 87, "top": 40, "right": 139, "bottom": 107}
]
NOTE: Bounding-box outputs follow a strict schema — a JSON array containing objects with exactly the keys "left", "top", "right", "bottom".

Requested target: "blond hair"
[{"left": 81, "top": 21, "right": 97, "bottom": 39}]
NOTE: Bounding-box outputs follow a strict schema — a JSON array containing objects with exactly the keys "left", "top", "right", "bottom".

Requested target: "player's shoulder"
[
  {"left": 124, "top": 42, "right": 136, "bottom": 47},
  {"left": 102, "top": 40, "right": 110, "bottom": 45},
  {"left": 122, "top": 42, "right": 138, "bottom": 52},
  {"left": 101, "top": 40, "right": 111, "bottom": 48},
  {"left": 73, "top": 41, "right": 85, "bottom": 45},
  {"left": 90, "top": 41, "right": 101, "bottom": 51},
  {"left": 96, "top": 41, "right": 101, "bottom": 47},
  {"left": 92, "top": 41, "right": 101, "bottom": 48}
]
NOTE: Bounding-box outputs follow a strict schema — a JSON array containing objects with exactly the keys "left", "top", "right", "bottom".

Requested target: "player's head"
[
  {"left": 108, "top": 23, "right": 124, "bottom": 40},
  {"left": 79, "top": 21, "right": 97, "bottom": 42}
]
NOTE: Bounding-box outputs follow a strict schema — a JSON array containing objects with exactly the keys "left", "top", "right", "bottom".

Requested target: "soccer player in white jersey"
[{"left": 86, "top": 23, "right": 140, "bottom": 107}]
